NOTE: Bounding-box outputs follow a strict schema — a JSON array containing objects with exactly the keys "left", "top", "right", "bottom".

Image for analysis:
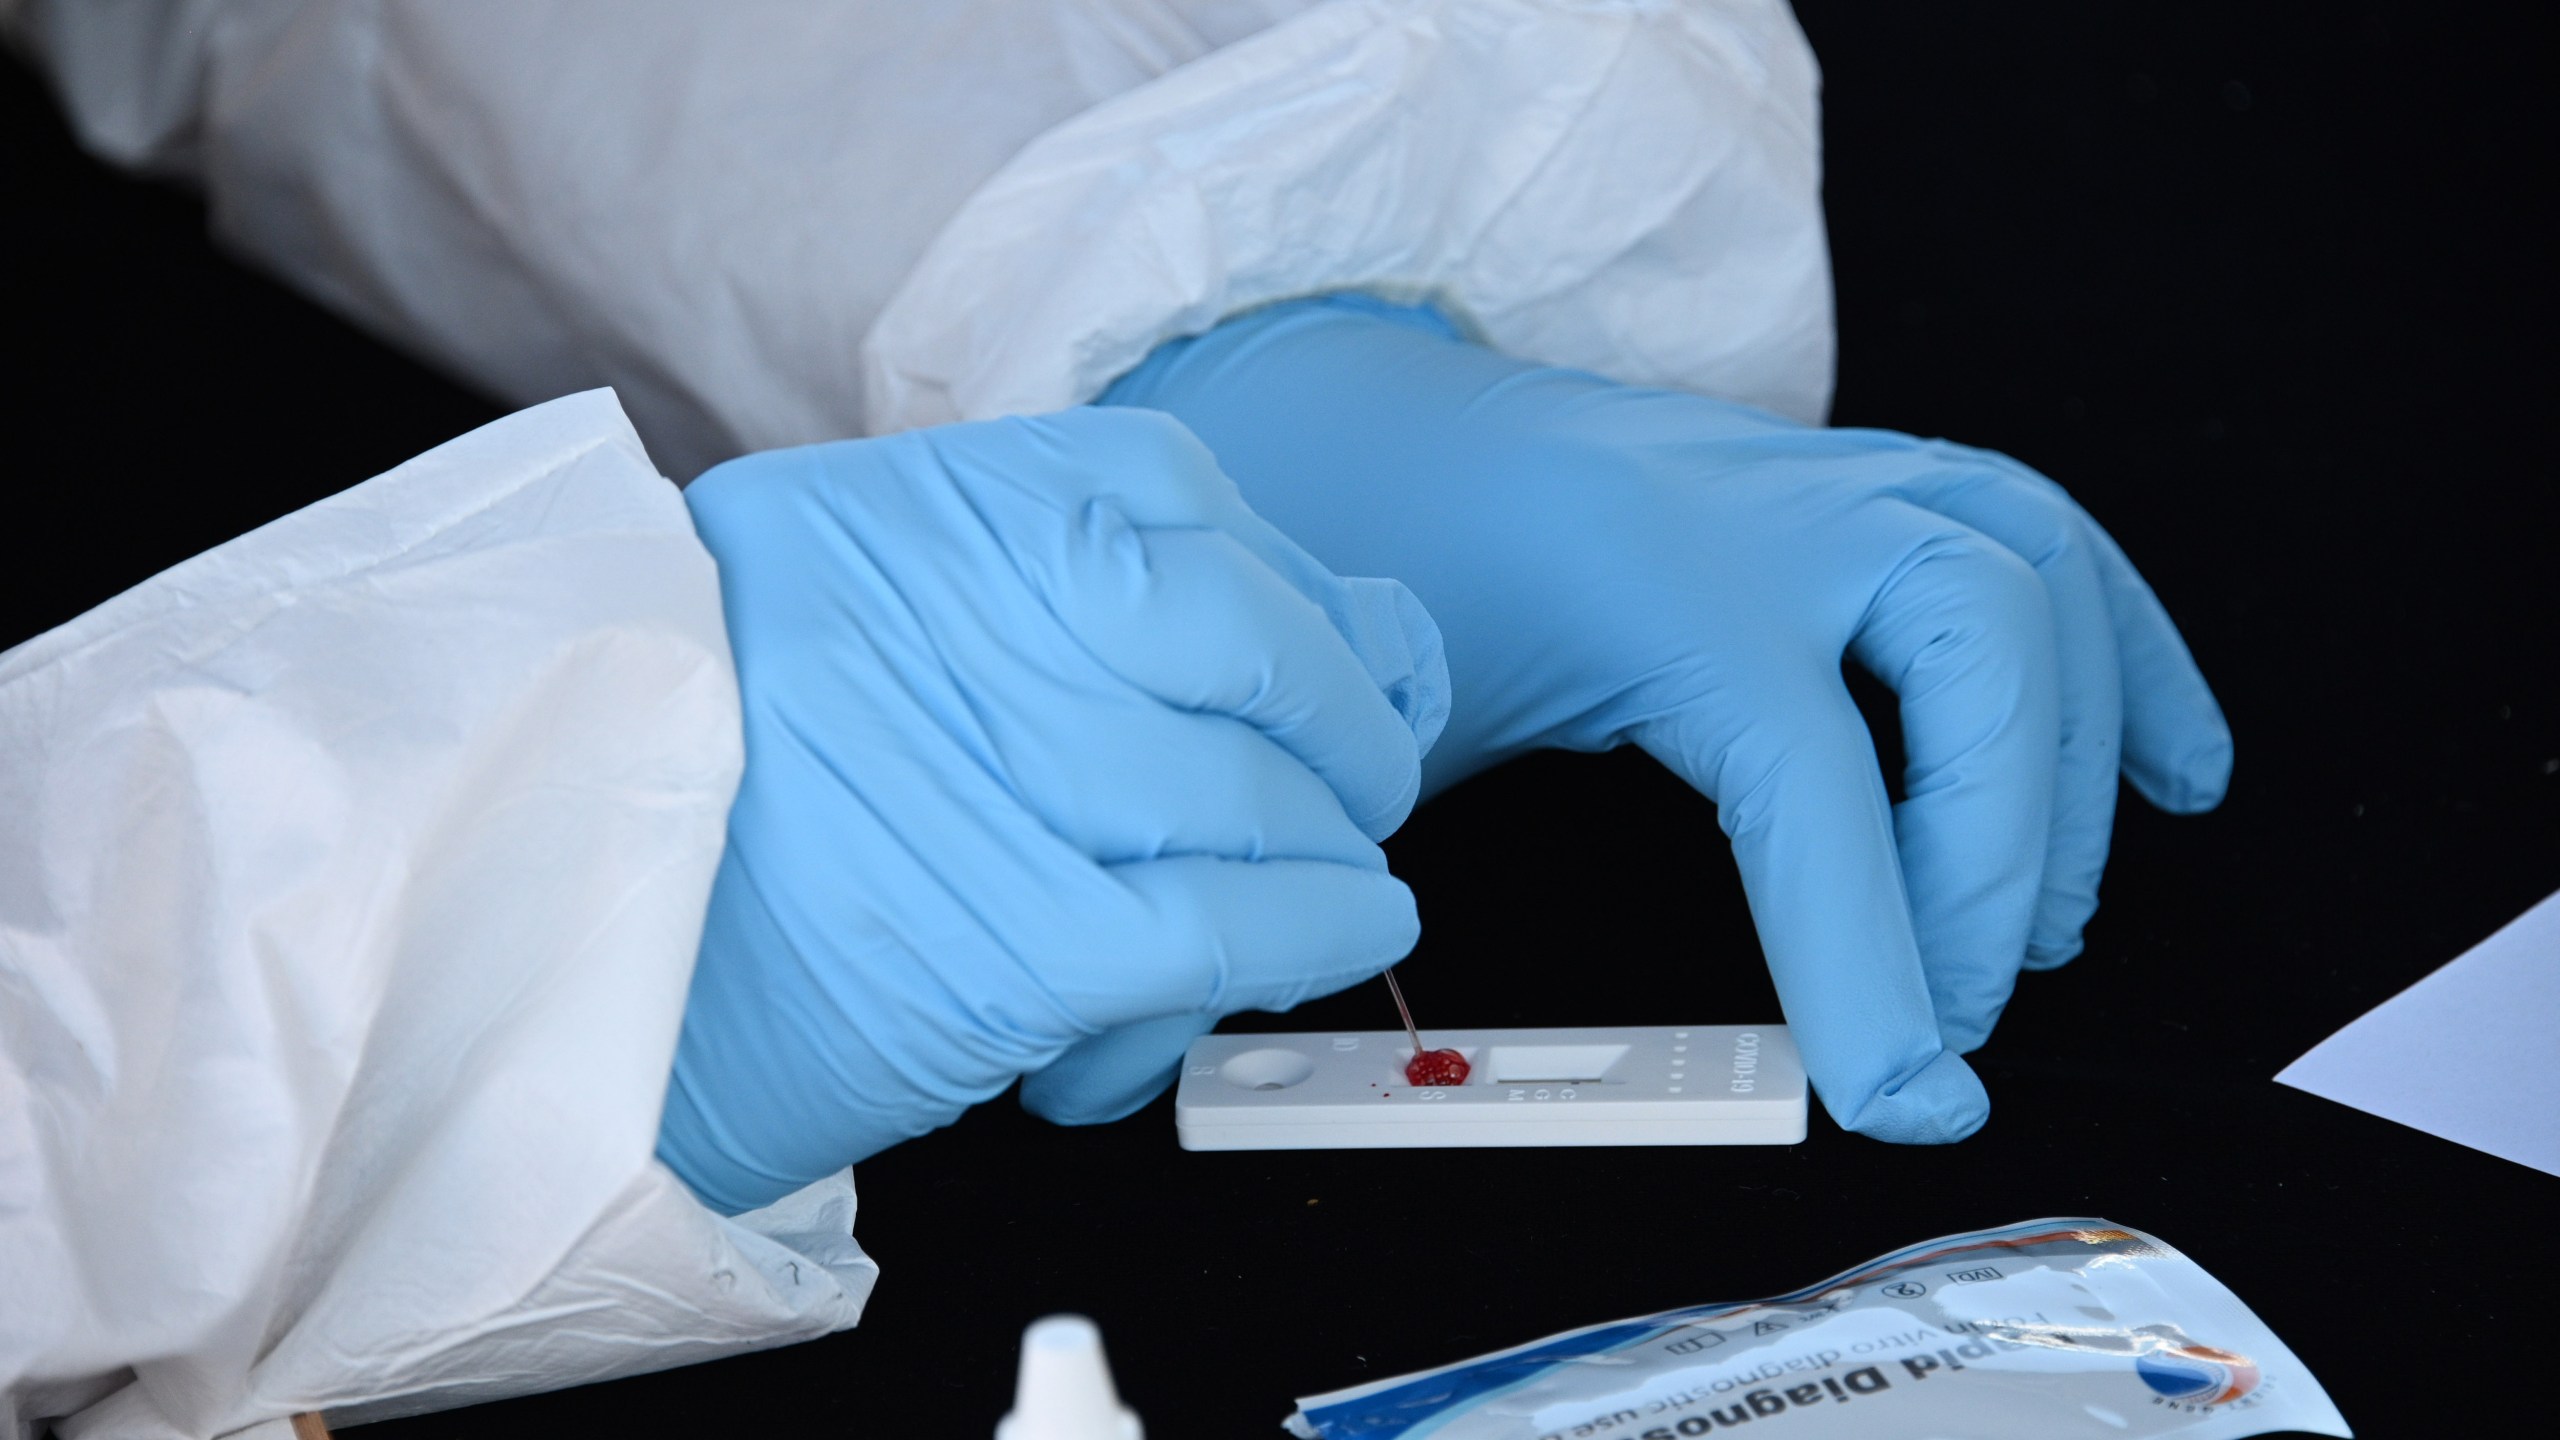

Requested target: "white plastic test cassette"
[{"left": 1174, "top": 1025, "right": 1806, "bottom": 1151}]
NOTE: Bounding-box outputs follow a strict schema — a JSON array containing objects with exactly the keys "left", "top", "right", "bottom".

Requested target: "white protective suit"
[{"left": 1, "top": 1, "right": 1832, "bottom": 1434}]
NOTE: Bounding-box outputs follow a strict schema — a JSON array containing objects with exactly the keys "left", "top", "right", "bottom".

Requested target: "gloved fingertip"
[
  {"left": 2174, "top": 730, "right": 2235, "bottom": 812},
  {"left": 1348, "top": 773, "right": 1424, "bottom": 847},
  {"left": 1836, "top": 1050, "right": 1989, "bottom": 1145},
  {"left": 1333, "top": 576, "right": 1450, "bottom": 760},
  {"left": 1319, "top": 575, "right": 1443, "bottom": 841},
  {"left": 1388, "top": 580, "right": 1452, "bottom": 759},
  {"left": 2022, "top": 931, "right": 2086, "bottom": 972},
  {"left": 1020, "top": 1057, "right": 1179, "bottom": 1127},
  {"left": 2129, "top": 728, "right": 2233, "bottom": 815},
  {"left": 1020, "top": 1012, "right": 1221, "bottom": 1126}
]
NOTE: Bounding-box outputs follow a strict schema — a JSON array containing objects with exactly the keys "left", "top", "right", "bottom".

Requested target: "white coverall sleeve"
[
  {"left": 12, "top": 0, "right": 1830, "bottom": 477},
  {"left": 0, "top": 391, "right": 877, "bottom": 1439}
]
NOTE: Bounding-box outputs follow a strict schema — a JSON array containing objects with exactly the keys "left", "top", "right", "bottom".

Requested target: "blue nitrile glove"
[
  {"left": 1102, "top": 295, "right": 2233, "bottom": 1145},
  {"left": 657, "top": 408, "right": 1448, "bottom": 1214}
]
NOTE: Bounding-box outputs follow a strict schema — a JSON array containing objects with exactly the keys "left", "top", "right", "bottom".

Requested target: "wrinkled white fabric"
[
  {"left": 18, "top": 0, "right": 1827, "bottom": 477},
  {"left": 14, "top": 0, "right": 1325, "bottom": 477},
  {"left": 0, "top": 391, "right": 877, "bottom": 1439},
  {"left": 867, "top": 0, "right": 1832, "bottom": 434}
]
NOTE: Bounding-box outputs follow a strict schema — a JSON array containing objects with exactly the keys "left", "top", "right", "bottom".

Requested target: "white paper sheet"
[{"left": 2276, "top": 887, "right": 2560, "bottom": 1177}]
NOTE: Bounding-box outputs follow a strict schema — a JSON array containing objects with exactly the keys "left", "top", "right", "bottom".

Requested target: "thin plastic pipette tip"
[{"left": 1383, "top": 966, "right": 1426, "bottom": 1058}]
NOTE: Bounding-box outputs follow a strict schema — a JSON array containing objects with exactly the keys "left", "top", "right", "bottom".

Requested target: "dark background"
[{"left": 7, "top": 3, "right": 2553, "bottom": 1436}]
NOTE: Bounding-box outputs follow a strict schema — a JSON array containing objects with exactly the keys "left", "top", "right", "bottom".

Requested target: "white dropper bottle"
[{"left": 995, "top": 1314, "right": 1144, "bottom": 1440}]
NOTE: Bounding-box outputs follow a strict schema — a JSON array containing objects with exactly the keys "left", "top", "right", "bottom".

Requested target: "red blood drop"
[{"left": 1405, "top": 1049, "right": 1471, "bottom": 1087}]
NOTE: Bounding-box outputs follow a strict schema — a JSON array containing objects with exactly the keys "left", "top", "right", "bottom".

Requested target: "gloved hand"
[
  {"left": 657, "top": 408, "right": 1448, "bottom": 1214},
  {"left": 1103, "top": 295, "right": 2232, "bottom": 1144}
]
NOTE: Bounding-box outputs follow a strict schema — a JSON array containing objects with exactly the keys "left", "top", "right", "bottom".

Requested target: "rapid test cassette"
[{"left": 1174, "top": 1025, "right": 1806, "bottom": 1151}]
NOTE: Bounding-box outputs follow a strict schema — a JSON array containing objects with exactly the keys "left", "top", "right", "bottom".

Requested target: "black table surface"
[{"left": 7, "top": 5, "right": 2553, "bottom": 1437}]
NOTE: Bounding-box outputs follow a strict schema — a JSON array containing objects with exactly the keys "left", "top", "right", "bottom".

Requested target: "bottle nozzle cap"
[{"left": 994, "top": 1314, "right": 1143, "bottom": 1440}]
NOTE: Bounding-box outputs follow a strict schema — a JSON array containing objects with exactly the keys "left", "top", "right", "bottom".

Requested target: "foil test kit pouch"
[{"left": 1286, "top": 1218, "right": 2349, "bottom": 1439}]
